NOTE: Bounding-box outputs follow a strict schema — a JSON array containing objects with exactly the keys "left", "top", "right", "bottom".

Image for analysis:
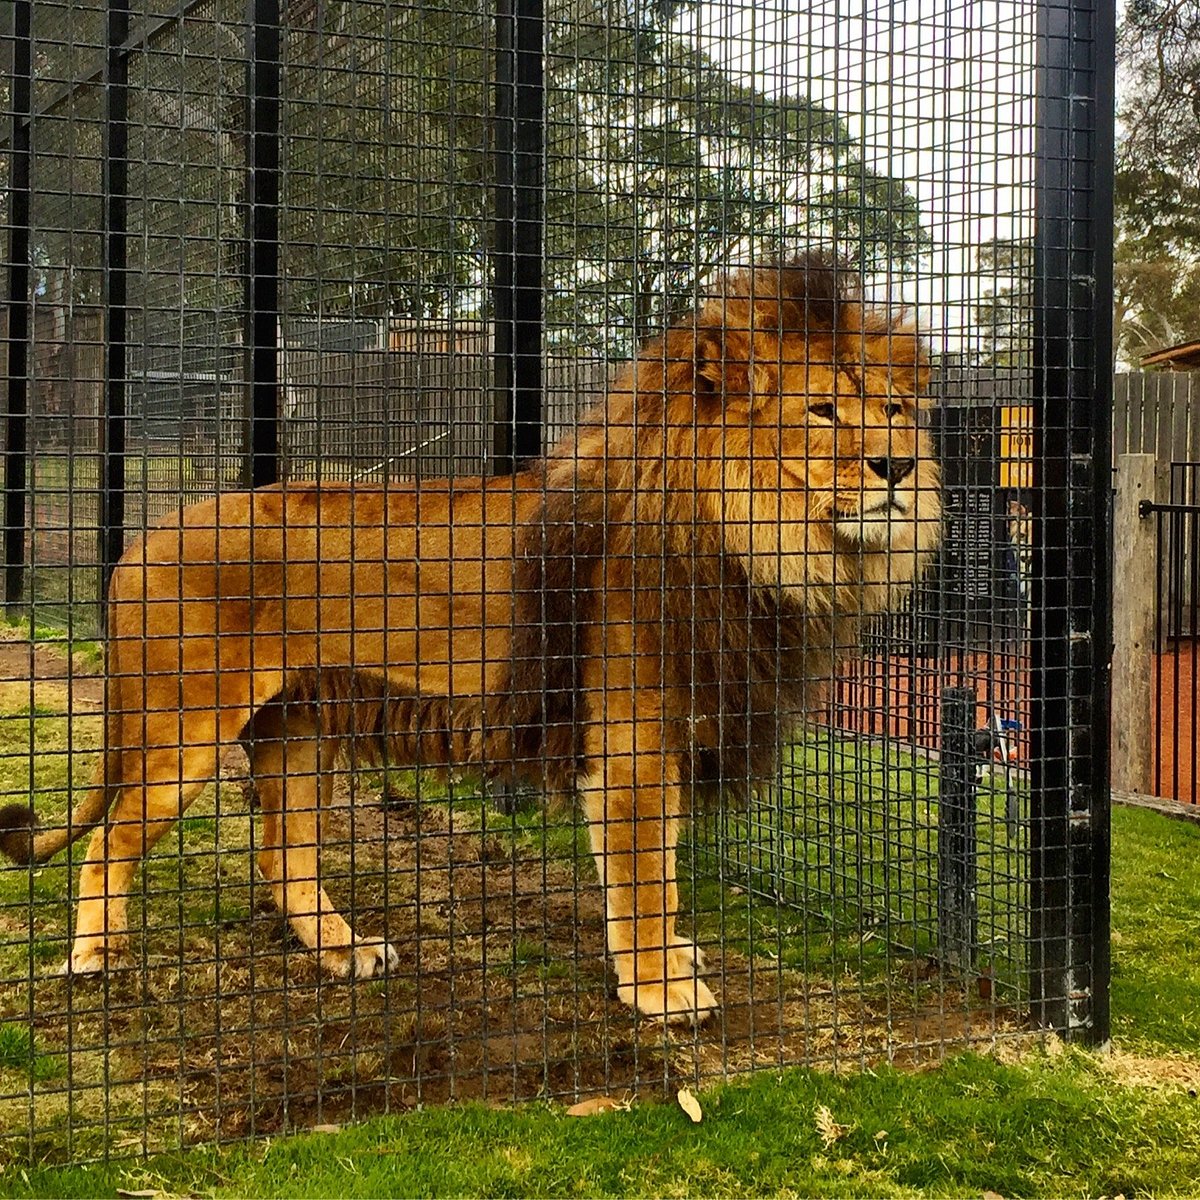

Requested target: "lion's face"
[
  {"left": 684, "top": 320, "right": 941, "bottom": 604},
  {"left": 769, "top": 355, "right": 941, "bottom": 556}
]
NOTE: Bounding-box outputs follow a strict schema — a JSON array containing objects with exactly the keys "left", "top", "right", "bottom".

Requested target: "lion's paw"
[
  {"left": 671, "top": 938, "right": 708, "bottom": 973},
  {"left": 617, "top": 947, "right": 718, "bottom": 1025},
  {"left": 353, "top": 939, "right": 399, "bottom": 979},
  {"left": 57, "top": 940, "right": 129, "bottom": 977},
  {"left": 321, "top": 939, "right": 398, "bottom": 980}
]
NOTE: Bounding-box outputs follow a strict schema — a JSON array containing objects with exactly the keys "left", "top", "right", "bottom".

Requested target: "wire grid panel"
[{"left": 0, "top": 0, "right": 1110, "bottom": 1163}]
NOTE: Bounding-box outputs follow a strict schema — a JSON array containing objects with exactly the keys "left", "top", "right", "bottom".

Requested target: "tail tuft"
[{"left": 0, "top": 804, "right": 40, "bottom": 865}]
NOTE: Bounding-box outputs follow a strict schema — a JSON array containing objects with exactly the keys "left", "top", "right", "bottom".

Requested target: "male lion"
[{"left": 0, "top": 256, "right": 940, "bottom": 1024}]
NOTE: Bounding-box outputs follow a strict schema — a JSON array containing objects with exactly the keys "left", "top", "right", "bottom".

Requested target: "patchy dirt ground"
[
  {"left": 0, "top": 632, "right": 104, "bottom": 710},
  {"left": 0, "top": 633, "right": 1022, "bottom": 1160}
]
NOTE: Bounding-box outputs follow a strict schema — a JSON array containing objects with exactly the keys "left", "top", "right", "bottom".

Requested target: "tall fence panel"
[{"left": 0, "top": 0, "right": 1112, "bottom": 1164}]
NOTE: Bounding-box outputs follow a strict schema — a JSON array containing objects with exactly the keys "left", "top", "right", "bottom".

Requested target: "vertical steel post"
[
  {"left": 938, "top": 687, "right": 979, "bottom": 972},
  {"left": 492, "top": 0, "right": 544, "bottom": 474},
  {"left": 3, "top": 0, "right": 31, "bottom": 615},
  {"left": 243, "top": 0, "right": 280, "bottom": 488},
  {"left": 99, "top": 0, "right": 130, "bottom": 591},
  {"left": 1030, "top": 0, "right": 1114, "bottom": 1043}
]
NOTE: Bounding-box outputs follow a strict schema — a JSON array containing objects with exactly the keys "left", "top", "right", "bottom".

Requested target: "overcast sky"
[{"left": 679, "top": 0, "right": 1037, "bottom": 349}]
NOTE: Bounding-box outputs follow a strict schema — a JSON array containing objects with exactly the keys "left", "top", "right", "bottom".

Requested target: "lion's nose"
[{"left": 866, "top": 457, "right": 915, "bottom": 486}]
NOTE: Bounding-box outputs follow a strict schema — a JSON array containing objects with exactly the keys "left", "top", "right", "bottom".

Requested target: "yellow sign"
[{"left": 999, "top": 405, "right": 1033, "bottom": 491}]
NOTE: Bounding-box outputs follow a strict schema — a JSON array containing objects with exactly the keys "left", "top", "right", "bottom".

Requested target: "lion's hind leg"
[
  {"left": 66, "top": 742, "right": 217, "bottom": 975},
  {"left": 248, "top": 701, "right": 398, "bottom": 980}
]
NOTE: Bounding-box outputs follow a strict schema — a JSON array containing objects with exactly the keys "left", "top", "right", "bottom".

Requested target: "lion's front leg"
[{"left": 579, "top": 738, "right": 716, "bottom": 1025}]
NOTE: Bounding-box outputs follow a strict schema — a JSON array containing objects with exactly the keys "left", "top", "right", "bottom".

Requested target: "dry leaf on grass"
[
  {"left": 310, "top": 1123, "right": 342, "bottom": 1134},
  {"left": 677, "top": 1087, "right": 703, "bottom": 1123},
  {"left": 982, "top": 1191, "right": 1006, "bottom": 1200},
  {"left": 566, "top": 1096, "right": 629, "bottom": 1117},
  {"left": 814, "top": 1104, "right": 853, "bottom": 1148}
]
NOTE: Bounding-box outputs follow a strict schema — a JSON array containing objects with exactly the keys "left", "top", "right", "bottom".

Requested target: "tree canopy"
[
  {"left": 14, "top": 0, "right": 927, "bottom": 360},
  {"left": 281, "top": 0, "right": 927, "bottom": 352},
  {"left": 1114, "top": 0, "right": 1200, "bottom": 365}
]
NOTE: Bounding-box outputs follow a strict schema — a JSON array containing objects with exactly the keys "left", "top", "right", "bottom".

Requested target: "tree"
[
  {"left": 1114, "top": 0, "right": 1200, "bottom": 365},
  {"left": 972, "top": 237, "right": 1033, "bottom": 369},
  {"left": 543, "top": 10, "right": 927, "bottom": 353},
  {"left": 279, "top": 0, "right": 928, "bottom": 351},
  {"left": 20, "top": 0, "right": 928, "bottom": 357}
]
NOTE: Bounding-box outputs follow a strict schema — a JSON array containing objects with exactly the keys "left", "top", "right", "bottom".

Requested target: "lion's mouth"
[{"left": 835, "top": 498, "right": 908, "bottom": 520}]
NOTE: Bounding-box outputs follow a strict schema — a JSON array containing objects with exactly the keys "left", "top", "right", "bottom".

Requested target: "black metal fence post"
[
  {"left": 243, "top": 0, "right": 281, "bottom": 489},
  {"left": 99, "top": 0, "right": 130, "bottom": 592},
  {"left": 1030, "top": 0, "right": 1114, "bottom": 1043},
  {"left": 491, "top": 0, "right": 544, "bottom": 474},
  {"left": 938, "top": 687, "right": 978, "bottom": 972},
  {"left": 3, "top": 0, "right": 32, "bottom": 615}
]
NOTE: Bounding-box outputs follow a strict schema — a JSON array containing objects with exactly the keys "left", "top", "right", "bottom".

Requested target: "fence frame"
[
  {"left": 1028, "top": 0, "right": 1114, "bottom": 1041},
  {"left": 2, "top": 0, "right": 31, "bottom": 614},
  {"left": 0, "top": 0, "right": 1115, "bottom": 1062}
]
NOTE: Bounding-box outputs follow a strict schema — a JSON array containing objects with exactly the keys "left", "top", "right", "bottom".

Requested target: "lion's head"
[{"left": 600, "top": 256, "right": 941, "bottom": 610}]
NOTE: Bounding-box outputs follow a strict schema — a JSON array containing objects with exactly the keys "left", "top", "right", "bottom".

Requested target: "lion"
[{"left": 0, "top": 255, "right": 940, "bottom": 1024}]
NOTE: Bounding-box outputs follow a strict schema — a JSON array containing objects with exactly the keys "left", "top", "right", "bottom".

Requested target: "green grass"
[
  {"left": 3, "top": 794, "right": 1197, "bottom": 1196},
  {"left": 3, "top": 1044, "right": 1200, "bottom": 1199},
  {"left": 3, "top": 805, "right": 1197, "bottom": 1197},
  {"left": 0, "top": 704, "right": 102, "bottom": 834},
  {"left": 0, "top": 1021, "right": 65, "bottom": 1082},
  {"left": 1, "top": 635, "right": 1199, "bottom": 1194},
  {"left": 693, "top": 732, "right": 1025, "bottom": 995},
  {"left": 1108, "top": 805, "right": 1200, "bottom": 1051}
]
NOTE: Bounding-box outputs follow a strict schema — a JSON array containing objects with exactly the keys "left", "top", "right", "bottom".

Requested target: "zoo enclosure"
[{"left": 1, "top": 0, "right": 1112, "bottom": 1162}]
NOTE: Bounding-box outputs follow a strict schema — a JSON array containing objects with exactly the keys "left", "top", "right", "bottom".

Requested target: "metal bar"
[
  {"left": 491, "top": 0, "right": 544, "bottom": 474},
  {"left": 1185, "top": 504, "right": 1199, "bottom": 803},
  {"left": 1139, "top": 500, "right": 1200, "bottom": 517},
  {"left": 3, "top": 0, "right": 31, "bottom": 615},
  {"left": 1081, "top": 0, "right": 1116, "bottom": 1050},
  {"left": 1029, "top": 0, "right": 1114, "bottom": 1044},
  {"left": 99, "top": 0, "right": 131, "bottom": 591},
  {"left": 938, "top": 687, "right": 979, "bottom": 972},
  {"left": 242, "top": 0, "right": 280, "bottom": 489},
  {"left": 1153, "top": 507, "right": 1164, "bottom": 796}
]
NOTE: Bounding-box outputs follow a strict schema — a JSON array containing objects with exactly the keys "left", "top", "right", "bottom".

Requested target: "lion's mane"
[{"left": 494, "top": 254, "right": 935, "bottom": 795}]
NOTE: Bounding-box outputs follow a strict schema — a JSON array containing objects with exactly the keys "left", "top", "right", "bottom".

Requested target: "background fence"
[
  {"left": 1, "top": 0, "right": 1112, "bottom": 1165},
  {"left": 1110, "top": 373, "right": 1200, "bottom": 804}
]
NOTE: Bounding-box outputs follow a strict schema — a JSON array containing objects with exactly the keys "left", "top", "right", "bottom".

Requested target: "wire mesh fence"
[{"left": 1, "top": 0, "right": 1111, "bottom": 1165}]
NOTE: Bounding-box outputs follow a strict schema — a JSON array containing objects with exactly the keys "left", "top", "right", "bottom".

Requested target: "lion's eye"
[
  {"left": 807, "top": 403, "right": 836, "bottom": 421},
  {"left": 885, "top": 402, "right": 907, "bottom": 419}
]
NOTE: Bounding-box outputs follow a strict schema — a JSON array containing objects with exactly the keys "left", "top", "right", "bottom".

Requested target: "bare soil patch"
[
  {"left": 0, "top": 636, "right": 1021, "bottom": 1159},
  {"left": 0, "top": 630, "right": 104, "bottom": 710}
]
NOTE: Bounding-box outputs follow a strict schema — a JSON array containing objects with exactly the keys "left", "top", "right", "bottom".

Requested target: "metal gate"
[{"left": 1144, "top": 464, "right": 1200, "bottom": 803}]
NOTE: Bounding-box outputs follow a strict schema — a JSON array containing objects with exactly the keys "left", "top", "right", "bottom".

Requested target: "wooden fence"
[
  {"left": 280, "top": 343, "right": 608, "bottom": 479},
  {"left": 1115, "top": 371, "right": 1200, "bottom": 461}
]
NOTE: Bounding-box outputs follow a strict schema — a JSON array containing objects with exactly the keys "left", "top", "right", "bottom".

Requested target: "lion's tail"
[{"left": 0, "top": 746, "right": 123, "bottom": 866}]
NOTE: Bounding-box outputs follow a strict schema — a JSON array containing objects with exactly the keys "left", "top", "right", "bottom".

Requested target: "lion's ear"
[
  {"left": 863, "top": 322, "right": 930, "bottom": 396},
  {"left": 695, "top": 327, "right": 751, "bottom": 399}
]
